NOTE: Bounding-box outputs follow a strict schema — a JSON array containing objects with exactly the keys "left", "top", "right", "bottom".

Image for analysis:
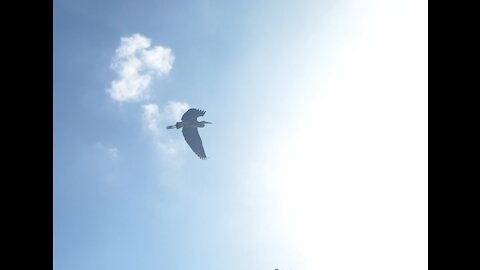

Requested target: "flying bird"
[{"left": 166, "top": 108, "right": 212, "bottom": 159}]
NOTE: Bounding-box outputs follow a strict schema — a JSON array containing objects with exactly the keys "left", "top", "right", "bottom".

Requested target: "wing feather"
[
  {"left": 182, "top": 127, "right": 207, "bottom": 159},
  {"left": 181, "top": 108, "right": 206, "bottom": 122}
]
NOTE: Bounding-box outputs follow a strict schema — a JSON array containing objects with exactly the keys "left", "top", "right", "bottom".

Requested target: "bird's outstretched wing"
[
  {"left": 181, "top": 108, "right": 206, "bottom": 122},
  {"left": 182, "top": 127, "right": 207, "bottom": 159}
]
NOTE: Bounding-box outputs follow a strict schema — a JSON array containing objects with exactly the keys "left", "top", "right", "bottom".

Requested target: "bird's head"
[{"left": 201, "top": 121, "right": 212, "bottom": 124}]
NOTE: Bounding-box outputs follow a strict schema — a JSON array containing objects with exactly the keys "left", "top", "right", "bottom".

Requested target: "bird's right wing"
[
  {"left": 182, "top": 127, "right": 207, "bottom": 159},
  {"left": 181, "top": 108, "right": 206, "bottom": 122}
]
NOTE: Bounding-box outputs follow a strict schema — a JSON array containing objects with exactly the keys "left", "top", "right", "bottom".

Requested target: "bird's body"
[
  {"left": 170, "top": 121, "right": 208, "bottom": 129},
  {"left": 166, "top": 108, "right": 211, "bottom": 159}
]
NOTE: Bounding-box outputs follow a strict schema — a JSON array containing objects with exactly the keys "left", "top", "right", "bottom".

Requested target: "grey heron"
[{"left": 166, "top": 108, "right": 212, "bottom": 160}]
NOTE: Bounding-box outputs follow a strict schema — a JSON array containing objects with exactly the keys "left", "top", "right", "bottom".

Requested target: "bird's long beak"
[{"left": 204, "top": 122, "right": 212, "bottom": 124}]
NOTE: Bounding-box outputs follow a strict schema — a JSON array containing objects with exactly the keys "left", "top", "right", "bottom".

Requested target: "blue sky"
[{"left": 54, "top": 0, "right": 428, "bottom": 269}]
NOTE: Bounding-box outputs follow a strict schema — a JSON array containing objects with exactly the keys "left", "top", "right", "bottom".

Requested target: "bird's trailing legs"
[{"left": 166, "top": 122, "right": 182, "bottom": 129}]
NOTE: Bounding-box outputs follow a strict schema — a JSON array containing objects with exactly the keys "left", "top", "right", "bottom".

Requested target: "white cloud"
[
  {"left": 94, "top": 142, "right": 119, "bottom": 160},
  {"left": 107, "top": 147, "right": 119, "bottom": 159},
  {"left": 142, "top": 103, "right": 161, "bottom": 134},
  {"left": 163, "top": 101, "right": 191, "bottom": 122},
  {"left": 142, "top": 101, "right": 190, "bottom": 157},
  {"left": 108, "top": 34, "right": 175, "bottom": 102},
  {"left": 142, "top": 46, "right": 175, "bottom": 75}
]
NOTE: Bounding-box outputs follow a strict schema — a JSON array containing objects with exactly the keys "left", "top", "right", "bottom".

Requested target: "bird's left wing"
[
  {"left": 181, "top": 108, "right": 206, "bottom": 122},
  {"left": 182, "top": 127, "right": 207, "bottom": 159}
]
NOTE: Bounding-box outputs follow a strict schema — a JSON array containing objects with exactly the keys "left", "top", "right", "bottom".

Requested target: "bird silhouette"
[{"left": 166, "top": 108, "right": 212, "bottom": 159}]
